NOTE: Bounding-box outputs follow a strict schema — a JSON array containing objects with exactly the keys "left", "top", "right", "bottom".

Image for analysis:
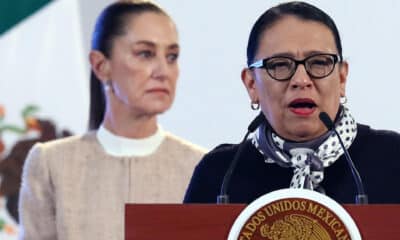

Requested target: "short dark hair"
[
  {"left": 89, "top": 1, "right": 168, "bottom": 130},
  {"left": 246, "top": 1, "right": 343, "bottom": 66}
]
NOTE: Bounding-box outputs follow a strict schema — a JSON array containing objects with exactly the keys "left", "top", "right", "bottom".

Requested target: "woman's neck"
[{"left": 102, "top": 105, "right": 158, "bottom": 139}]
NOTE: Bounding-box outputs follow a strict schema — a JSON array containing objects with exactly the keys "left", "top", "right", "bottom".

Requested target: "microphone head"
[{"left": 319, "top": 112, "right": 334, "bottom": 130}]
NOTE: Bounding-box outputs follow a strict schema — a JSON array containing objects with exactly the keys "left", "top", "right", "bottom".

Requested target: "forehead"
[
  {"left": 256, "top": 16, "right": 337, "bottom": 59},
  {"left": 117, "top": 12, "right": 178, "bottom": 47}
]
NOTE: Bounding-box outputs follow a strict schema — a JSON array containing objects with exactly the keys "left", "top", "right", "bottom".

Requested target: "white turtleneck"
[{"left": 96, "top": 125, "right": 165, "bottom": 157}]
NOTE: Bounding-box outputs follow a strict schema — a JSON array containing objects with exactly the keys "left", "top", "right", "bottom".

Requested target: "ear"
[
  {"left": 241, "top": 68, "right": 259, "bottom": 102},
  {"left": 89, "top": 50, "right": 110, "bottom": 83},
  {"left": 338, "top": 61, "right": 348, "bottom": 97}
]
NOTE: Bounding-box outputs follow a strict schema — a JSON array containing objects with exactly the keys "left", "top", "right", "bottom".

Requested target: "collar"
[
  {"left": 96, "top": 125, "right": 166, "bottom": 157},
  {"left": 251, "top": 105, "right": 358, "bottom": 190}
]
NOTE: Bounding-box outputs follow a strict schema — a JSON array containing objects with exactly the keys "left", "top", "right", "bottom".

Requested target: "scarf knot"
[{"left": 288, "top": 148, "right": 324, "bottom": 190}]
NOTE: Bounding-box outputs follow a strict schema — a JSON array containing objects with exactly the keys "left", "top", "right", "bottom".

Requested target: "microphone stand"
[
  {"left": 217, "top": 113, "right": 265, "bottom": 204},
  {"left": 319, "top": 112, "right": 368, "bottom": 204}
]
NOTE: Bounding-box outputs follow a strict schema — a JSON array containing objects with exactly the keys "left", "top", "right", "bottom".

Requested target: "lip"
[
  {"left": 146, "top": 87, "right": 169, "bottom": 94},
  {"left": 288, "top": 98, "right": 317, "bottom": 116}
]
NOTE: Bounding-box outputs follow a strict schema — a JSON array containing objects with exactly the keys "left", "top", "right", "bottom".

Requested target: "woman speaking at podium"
[
  {"left": 184, "top": 1, "right": 400, "bottom": 204},
  {"left": 18, "top": 1, "right": 205, "bottom": 239}
]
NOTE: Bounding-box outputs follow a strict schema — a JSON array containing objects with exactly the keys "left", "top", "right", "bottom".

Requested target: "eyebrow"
[
  {"left": 134, "top": 40, "right": 180, "bottom": 50},
  {"left": 267, "top": 50, "right": 335, "bottom": 58}
]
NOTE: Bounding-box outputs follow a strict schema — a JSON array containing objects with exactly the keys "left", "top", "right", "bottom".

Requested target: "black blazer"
[{"left": 184, "top": 124, "right": 400, "bottom": 204}]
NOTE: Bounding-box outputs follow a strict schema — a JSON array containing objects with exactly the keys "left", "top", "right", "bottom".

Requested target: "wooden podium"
[{"left": 125, "top": 204, "right": 400, "bottom": 239}]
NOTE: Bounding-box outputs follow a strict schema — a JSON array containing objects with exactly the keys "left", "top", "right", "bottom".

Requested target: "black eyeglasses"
[{"left": 249, "top": 53, "right": 341, "bottom": 81}]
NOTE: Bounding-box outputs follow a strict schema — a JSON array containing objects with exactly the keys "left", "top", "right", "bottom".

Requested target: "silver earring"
[
  {"left": 340, "top": 96, "right": 347, "bottom": 104},
  {"left": 251, "top": 101, "right": 260, "bottom": 110},
  {"left": 104, "top": 80, "right": 113, "bottom": 92}
]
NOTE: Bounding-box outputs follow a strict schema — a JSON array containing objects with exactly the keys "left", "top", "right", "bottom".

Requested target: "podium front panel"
[{"left": 125, "top": 204, "right": 400, "bottom": 240}]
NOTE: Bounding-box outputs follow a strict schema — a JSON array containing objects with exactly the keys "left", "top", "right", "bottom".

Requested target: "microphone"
[
  {"left": 319, "top": 112, "right": 368, "bottom": 204},
  {"left": 217, "top": 112, "right": 265, "bottom": 204}
]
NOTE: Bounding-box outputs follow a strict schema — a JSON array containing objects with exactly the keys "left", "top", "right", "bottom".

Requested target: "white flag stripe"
[{"left": 0, "top": 0, "right": 87, "bottom": 143}]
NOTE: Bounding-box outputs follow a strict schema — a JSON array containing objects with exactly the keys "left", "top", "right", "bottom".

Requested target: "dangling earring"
[
  {"left": 103, "top": 80, "right": 113, "bottom": 92},
  {"left": 251, "top": 101, "right": 260, "bottom": 110},
  {"left": 340, "top": 96, "right": 347, "bottom": 105}
]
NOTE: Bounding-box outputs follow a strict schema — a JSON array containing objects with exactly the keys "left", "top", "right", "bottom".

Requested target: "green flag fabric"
[
  {"left": 0, "top": 0, "right": 88, "bottom": 145},
  {"left": 0, "top": 0, "right": 52, "bottom": 35}
]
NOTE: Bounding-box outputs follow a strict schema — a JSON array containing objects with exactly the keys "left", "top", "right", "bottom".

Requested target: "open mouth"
[{"left": 289, "top": 99, "right": 317, "bottom": 115}]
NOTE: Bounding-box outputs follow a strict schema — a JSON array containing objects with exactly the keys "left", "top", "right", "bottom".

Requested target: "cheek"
[
  {"left": 256, "top": 80, "right": 284, "bottom": 107},
  {"left": 112, "top": 69, "right": 149, "bottom": 100},
  {"left": 317, "top": 79, "right": 342, "bottom": 117},
  {"left": 168, "top": 67, "right": 179, "bottom": 92},
  {"left": 170, "top": 66, "right": 179, "bottom": 82},
  {"left": 255, "top": 80, "right": 285, "bottom": 121},
  {"left": 329, "top": 78, "right": 343, "bottom": 99},
  {"left": 174, "top": 65, "right": 180, "bottom": 78},
  {"left": 170, "top": 69, "right": 178, "bottom": 84}
]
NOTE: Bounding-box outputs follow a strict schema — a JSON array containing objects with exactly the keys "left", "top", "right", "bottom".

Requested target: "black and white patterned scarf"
[{"left": 251, "top": 106, "right": 357, "bottom": 192}]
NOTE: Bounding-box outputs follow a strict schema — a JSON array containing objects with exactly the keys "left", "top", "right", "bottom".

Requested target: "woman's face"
[
  {"left": 242, "top": 16, "right": 348, "bottom": 141},
  {"left": 104, "top": 12, "right": 179, "bottom": 117}
]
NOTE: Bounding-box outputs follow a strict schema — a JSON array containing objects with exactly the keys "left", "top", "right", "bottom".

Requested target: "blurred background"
[{"left": 1, "top": 0, "right": 399, "bottom": 150}]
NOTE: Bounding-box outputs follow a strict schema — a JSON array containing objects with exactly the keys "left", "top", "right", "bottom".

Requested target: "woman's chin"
[
  {"left": 293, "top": 130, "right": 327, "bottom": 142},
  {"left": 146, "top": 103, "right": 172, "bottom": 115},
  {"left": 281, "top": 125, "right": 326, "bottom": 142}
]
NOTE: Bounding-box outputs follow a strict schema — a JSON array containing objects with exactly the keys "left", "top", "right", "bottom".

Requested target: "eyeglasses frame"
[{"left": 248, "top": 53, "right": 342, "bottom": 81}]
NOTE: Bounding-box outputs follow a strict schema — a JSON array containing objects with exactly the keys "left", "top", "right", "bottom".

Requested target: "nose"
[
  {"left": 289, "top": 64, "right": 313, "bottom": 89},
  {"left": 152, "top": 57, "right": 170, "bottom": 81}
]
